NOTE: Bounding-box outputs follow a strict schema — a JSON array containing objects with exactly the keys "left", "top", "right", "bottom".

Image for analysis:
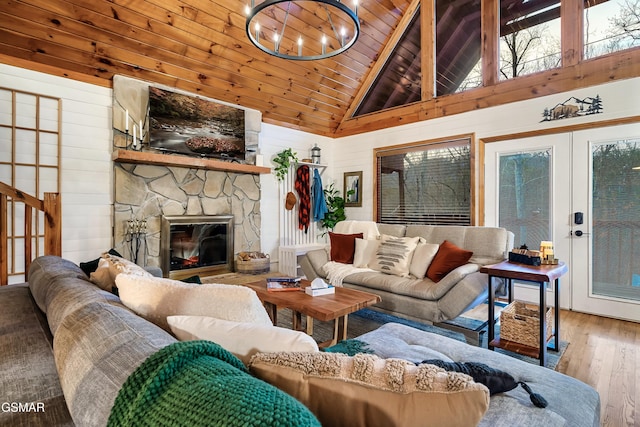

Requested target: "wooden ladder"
[{"left": 0, "top": 182, "right": 61, "bottom": 286}]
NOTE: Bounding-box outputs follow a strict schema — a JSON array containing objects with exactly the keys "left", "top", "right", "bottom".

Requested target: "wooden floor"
[{"left": 558, "top": 309, "right": 640, "bottom": 427}]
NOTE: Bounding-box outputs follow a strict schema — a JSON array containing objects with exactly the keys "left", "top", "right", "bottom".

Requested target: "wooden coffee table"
[{"left": 244, "top": 279, "right": 381, "bottom": 347}]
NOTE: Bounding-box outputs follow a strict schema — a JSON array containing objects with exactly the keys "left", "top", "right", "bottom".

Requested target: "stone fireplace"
[
  {"left": 113, "top": 163, "right": 262, "bottom": 276},
  {"left": 160, "top": 215, "right": 234, "bottom": 279}
]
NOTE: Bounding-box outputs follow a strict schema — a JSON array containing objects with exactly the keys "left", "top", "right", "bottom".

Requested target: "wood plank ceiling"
[{"left": 0, "top": 0, "right": 412, "bottom": 136}]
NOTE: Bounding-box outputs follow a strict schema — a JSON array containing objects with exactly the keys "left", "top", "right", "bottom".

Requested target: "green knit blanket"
[{"left": 107, "top": 340, "right": 320, "bottom": 427}]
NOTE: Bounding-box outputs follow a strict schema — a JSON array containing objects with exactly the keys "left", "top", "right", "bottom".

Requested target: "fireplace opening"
[{"left": 161, "top": 215, "right": 234, "bottom": 279}]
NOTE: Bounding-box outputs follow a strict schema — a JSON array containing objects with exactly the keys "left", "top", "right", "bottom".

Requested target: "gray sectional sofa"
[
  {"left": 1, "top": 255, "right": 600, "bottom": 427},
  {"left": 301, "top": 224, "right": 515, "bottom": 324}
]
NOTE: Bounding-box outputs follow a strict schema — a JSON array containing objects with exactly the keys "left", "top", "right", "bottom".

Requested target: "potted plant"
[
  {"left": 272, "top": 148, "right": 298, "bottom": 181},
  {"left": 320, "top": 183, "right": 354, "bottom": 231}
]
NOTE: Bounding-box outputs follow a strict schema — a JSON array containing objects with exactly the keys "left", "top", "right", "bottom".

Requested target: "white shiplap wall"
[{"left": 1, "top": 63, "right": 114, "bottom": 266}]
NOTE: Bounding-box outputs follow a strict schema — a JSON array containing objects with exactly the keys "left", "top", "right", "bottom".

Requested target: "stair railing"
[{"left": 0, "top": 182, "right": 61, "bottom": 286}]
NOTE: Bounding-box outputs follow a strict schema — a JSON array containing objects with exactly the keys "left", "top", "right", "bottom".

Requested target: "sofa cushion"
[
  {"left": 353, "top": 238, "right": 381, "bottom": 268},
  {"left": 249, "top": 351, "right": 490, "bottom": 427},
  {"left": 167, "top": 315, "right": 319, "bottom": 364},
  {"left": 0, "top": 284, "right": 74, "bottom": 426},
  {"left": 329, "top": 232, "right": 363, "bottom": 264},
  {"left": 116, "top": 274, "right": 273, "bottom": 330},
  {"left": 28, "top": 256, "right": 124, "bottom": 335},
  {"left": 357, "top": 322, "right": 601, "bottom": 427},
  {"left": 369, "top": 235, "right": 421, "bottom": 277},
  {"left": 28, "top": 255, "right": 90, "bottom": 314},
  {"left": 426, "top": 240, "right": 473, "bottom": 282},
  {"left": 53, "top": 301, "right": 177, "bottom": 427},
  {"left": 409, "top": 242, "right": 440, "bottom": 279}
]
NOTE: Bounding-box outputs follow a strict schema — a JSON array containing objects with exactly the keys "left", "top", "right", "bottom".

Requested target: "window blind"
[{"left": 376, "top": 138, "right": 471, "bottom": 225}]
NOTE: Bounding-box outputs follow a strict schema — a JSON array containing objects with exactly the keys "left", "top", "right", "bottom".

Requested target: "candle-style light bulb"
[
  {"left": 255, "top": 23, "right": 260, "bottom": 43},
  {"left": 125, "top": 109, "right": 129, "bottom": 132},
  {"left": 340, "top": 27, "right": 346, "bottom": 47},
  {"left": 353, "top": 0, "right": 358, "bottom": 15},
  {"left": 321, "top": 35, "right": 327, "bottom": 55},
  {"left": 244, "top": 4, "right": 250, "bottom": 15},
  {"left": 139, "top": 120, "right": 143, "bottom": 142},
  {"left": 298, "top": 36, "right": 303, "bottom": 56},
  {"left": 273, "top": 33, "right": 279, "bottom": 52}
]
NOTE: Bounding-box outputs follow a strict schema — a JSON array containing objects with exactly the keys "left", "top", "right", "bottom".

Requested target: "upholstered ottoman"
[{"left": 356, "top": 323, "right": 600, "bottom": 427}]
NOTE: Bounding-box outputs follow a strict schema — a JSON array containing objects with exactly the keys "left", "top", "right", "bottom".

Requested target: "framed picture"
[{"left": 344, "top": 171, "right": 362, "bottom": 207}]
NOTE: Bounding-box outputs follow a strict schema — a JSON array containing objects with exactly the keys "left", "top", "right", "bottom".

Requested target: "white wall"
[
  {"left": 258, "top": 123, "right": 334, "bottom": 260},
  {"left": 1, "top": 63, "right": 113, "bottom": 265}
]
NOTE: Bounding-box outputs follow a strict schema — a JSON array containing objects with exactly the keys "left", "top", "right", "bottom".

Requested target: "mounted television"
[{"left": 148, "top": 87, "right": 245, "bottom": 161}]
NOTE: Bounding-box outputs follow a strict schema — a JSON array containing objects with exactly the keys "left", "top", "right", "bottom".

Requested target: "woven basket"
[
  {"left": 235, "top": 253, "right": 270, "bottom": 274},
  {"left": 500, "top": 301, "right": 553, "bottom": 348}
]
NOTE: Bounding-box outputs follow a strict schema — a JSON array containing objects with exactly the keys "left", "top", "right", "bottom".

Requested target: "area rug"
[{"left": 276, "top": 307, "right": 567, "bottom": 370}]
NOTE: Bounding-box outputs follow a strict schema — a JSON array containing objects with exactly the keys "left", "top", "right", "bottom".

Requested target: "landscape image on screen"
[{"left": 149, "top": 87, "right": 245, "bottom": 161}]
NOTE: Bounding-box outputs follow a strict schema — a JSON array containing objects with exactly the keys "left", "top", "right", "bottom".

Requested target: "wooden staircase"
[{"left": 0, "top": 182, "right": 61, "bottom": 286}]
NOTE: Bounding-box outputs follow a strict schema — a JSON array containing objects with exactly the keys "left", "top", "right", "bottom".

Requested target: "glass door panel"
[{"left": 591, "top": 139, "right": 640, "bottom": 301}]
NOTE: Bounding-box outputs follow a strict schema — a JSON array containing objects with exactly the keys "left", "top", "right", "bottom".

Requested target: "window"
[
  {"left": 584, "top": 0, "right": 640, "bottom": 60},
  {"left": 375, "top": 136, "right": 471, "bottom": 225},
  {"left": 0, "top": 88, "right": 61, "bottom": 283},
  {"left": 436, "top": 0, "right": 482, "bottom": 95},
  {"left": 353, "top": 8, "right": 421, "bottom": 116},
  {"left": 498, "top": 149, "right": 551, "bottom": 248},
  {"left": 499, "top": 1, "right": 561, "bottom": 80}
]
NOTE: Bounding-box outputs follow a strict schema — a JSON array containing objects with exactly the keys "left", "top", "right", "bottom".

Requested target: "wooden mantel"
[{"left": 112, "top": 149, "right": 272, "bottom": 175}]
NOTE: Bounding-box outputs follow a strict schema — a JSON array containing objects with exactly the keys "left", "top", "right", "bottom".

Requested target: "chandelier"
[{"left": 244, "top": 0, "right": 360, "bottom": 61}]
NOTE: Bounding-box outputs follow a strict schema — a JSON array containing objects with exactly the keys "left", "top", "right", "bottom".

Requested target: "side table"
[{"left": 480, "top": 260, "right": 568, "bottom": 366}]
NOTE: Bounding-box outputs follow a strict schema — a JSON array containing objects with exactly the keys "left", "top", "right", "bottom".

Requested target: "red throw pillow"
[
  {"left": 329, "top": 232, "right": 364, "bottom": 264},
  {"left": 425, "top": 240, "right": 473, "bottom": 282}
]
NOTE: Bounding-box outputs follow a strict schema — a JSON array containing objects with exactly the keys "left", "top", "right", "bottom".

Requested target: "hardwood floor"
[{"left": 557, "top": 309, "right": 640, "bottom": 427}]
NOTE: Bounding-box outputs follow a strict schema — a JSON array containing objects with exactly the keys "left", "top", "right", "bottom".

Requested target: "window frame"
[{"left": 373, "top": 133, "right": 477, "bottom": 225}]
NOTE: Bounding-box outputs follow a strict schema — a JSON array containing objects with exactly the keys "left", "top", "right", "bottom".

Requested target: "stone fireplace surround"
[
  {"left": 113, "top": 163, "right": 261, "bottom": 275},
  {"left": 112, "top": 75, "right": 264, "bottom": 276}
]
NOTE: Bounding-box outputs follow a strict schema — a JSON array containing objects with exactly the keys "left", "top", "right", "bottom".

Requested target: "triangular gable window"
[{"left": 353, "top": 8, "right": 421, "bottom": 117}]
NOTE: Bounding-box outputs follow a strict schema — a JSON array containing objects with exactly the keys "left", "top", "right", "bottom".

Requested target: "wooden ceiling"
[
  {"left": 0, "top": 0, "right": 412, "bottom": 136},
  {"left": 2, "top": 1, "right": 639, "bottom": 138}
]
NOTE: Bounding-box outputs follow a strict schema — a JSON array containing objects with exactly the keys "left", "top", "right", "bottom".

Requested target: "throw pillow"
[
  {"left": 352, "top": 238, "right": 381, "bottom": 268},
  {"left": 408, "top": 242, "right": 440, "bottom": 279},
  {"left": 421, "top": 360, "right": 548, "bottom": 408},
  {"left": 115, "top": 274, "right": 273, "bottom": 330},
  {"left": 167, "top": 315, "right": 319, "bottom": 364},
  {"left": 79, "top": 248, "right": 122, "bottom": 276},
  {"left": 89, "top": 253, "right": 152, "bottom": 292},
  {"left": 369, "top": 235, "right": 421, "bottom": 277},
  {"left": 329, "top": 232, "right": 363, "bottom": 264},
  {"left": 426, "top": 240, "right": 473, "bottom": 283},
  {"left": 249, "top": 352, "right": 490, "bottom": 427}
]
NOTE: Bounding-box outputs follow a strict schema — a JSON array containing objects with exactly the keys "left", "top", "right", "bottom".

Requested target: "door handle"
[{"left": 572, "top": 230, "right": 590, "bottom": 237}]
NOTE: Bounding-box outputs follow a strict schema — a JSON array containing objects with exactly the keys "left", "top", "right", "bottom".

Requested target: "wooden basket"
[
  {"left": 235, "top": 253, "right": 270, "bottom": 274},
  {"left": 500, "top": 301, "right": 553, "bottom": 348}
]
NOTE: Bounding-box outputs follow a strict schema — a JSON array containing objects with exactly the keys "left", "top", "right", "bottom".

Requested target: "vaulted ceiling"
[
  {"left": 1, "top": 1, "right": 638, "bottom": 138},
  {"left": 0, "top": 0, "right": 413, "bottom": 136}
]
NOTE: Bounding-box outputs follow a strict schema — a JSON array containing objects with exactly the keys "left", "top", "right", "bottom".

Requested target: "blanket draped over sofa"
[{"left": 108, "top": 340, "right": 321, "bottom": 427}]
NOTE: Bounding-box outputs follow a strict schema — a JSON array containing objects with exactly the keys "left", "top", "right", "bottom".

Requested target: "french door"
[{"left": 485, "top": 124, "right": 640, "bottom": 322}]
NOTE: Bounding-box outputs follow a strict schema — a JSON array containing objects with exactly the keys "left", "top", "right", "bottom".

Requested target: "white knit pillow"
[
  {"left": 167, "top": 316, "right": 319, "bottom": 364},
  {"left": 115, "top": 275, "right": 272, "bottom": 330}
]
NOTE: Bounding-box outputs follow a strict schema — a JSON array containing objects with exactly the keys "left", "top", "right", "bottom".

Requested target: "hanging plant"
[
  {"left": 272, "top": 148, "right": 299, "bottom": 181},
  {"left": 320, "top": 183, "right": 354, "bottom": 231}
]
